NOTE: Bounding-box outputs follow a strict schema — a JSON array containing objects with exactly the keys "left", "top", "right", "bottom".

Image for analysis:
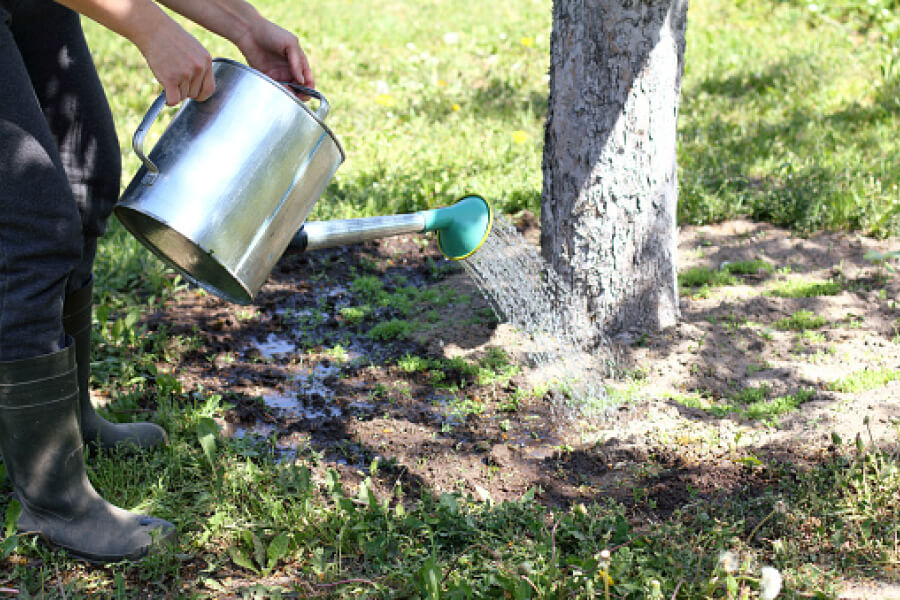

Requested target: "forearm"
[
  {"left": 155, "top": 0, "right": 263, "bottom": 47},
  {"left": 53, "top": 0, "right": 178, "bottom": 48}
]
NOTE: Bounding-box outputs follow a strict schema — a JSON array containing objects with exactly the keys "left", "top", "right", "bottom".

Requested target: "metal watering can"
[{"left": 115, "top": 58, "right": 492, "bottom": 305}]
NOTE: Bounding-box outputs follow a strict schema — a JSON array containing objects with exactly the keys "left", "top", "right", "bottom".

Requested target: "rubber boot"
[
  {"left": 0, "top": 343, "right": 175, "bottom": 562},
  {"left": 63, "top": 280, "right": 167, "bottom": 450}
]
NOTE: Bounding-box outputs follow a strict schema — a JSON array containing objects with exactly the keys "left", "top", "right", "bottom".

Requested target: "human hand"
[
  {"left": 236, "top": 19, "right": 314, "bottom": 93},
  {"left": 133, "top": 14, "right": 215, "bottom": 106}
]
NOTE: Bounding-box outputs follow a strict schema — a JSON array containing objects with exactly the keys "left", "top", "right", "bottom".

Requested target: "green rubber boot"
[
  {"left": 63, "top": 281, "right": 167, "bottom": 450},
  {"left": 0, "top": 344, "right": 175, "bottom": 562}
]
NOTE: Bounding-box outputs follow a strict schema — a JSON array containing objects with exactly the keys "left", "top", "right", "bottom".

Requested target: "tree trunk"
[{"left": 541, "top": 0, "right": 688, "bottom": 340}]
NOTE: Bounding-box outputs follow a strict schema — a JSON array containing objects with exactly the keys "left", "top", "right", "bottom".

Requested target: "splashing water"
[{"left": 462, "top": 214, "right": 614, "bottom": 416}]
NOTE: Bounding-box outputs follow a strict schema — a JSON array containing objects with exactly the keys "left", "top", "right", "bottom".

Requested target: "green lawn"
[{"left": 679, "top": 0, "right": 900, "bottom": 235}]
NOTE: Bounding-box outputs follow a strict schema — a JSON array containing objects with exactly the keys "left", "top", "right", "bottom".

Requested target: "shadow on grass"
[
  {"left": 679, "top": 53, "right": 900, "bottom": 234},
  {"left": 411, "top": 77, "right": 548, "bottom": 124},
  {"left": 690, "top": 55, "right": 820, "bottom": 100}
]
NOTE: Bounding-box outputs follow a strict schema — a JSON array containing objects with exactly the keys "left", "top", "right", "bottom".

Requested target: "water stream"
[{"left": 461, "top": 214, "right": 613, "bottom": 415}]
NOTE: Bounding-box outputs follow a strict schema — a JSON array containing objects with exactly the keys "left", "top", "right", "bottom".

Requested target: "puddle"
[
  {"left": 261, "top": 390, "right": 299, "bottom": 412},
  {"left": 256, "top": 363, "right": 343, "bottom": 421},
  {"left": 430, "top": 393, "right": 467, "bottom": 428},
  {"left": 520, "top": 443, "right": 558, "bottom": 461},
  {"left": 260, "top": 391, "right": 342, "bottom": 421},
  {"left": 511, "top": 432, "right": 563, "bottom": 461},
  {"left": 221, "top": 420, "right": 276, "bottom": 439},
  {"left": 325, "top": 284, "right": 348, "bottom": 298},
  {"left": 347, "top": 400, "right": 376, "bottom": 416},
  {"left": 252, "top": 333, "right": 296, "bottom": 359}
]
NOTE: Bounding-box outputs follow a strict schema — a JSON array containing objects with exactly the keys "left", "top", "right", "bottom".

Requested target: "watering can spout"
[{"left": 288, "top": 194, "right": 493, "bottom": 260}]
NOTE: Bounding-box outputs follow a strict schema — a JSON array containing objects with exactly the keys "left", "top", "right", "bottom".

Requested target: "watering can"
[{"left": 115, "top": 58, "right": 492, "bottom": 305}]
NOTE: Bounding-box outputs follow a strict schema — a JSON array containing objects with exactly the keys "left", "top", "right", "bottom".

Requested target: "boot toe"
[
  {"left": 86, "top": 420, "right": 168, "bottom": 451},
  {"left": 79, "top": 512, "right": 176, "bottom": 564}
]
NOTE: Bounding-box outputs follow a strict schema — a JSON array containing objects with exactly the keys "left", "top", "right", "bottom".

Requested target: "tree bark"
[{"left": 541, "top": 0, "right": 688, "bottom": 340}]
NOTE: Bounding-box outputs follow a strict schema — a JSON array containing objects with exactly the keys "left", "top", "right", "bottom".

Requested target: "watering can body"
[{"left": 115, "top": 58, "right": 345, "bottom": 304}]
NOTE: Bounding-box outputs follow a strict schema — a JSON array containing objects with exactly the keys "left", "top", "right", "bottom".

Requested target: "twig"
[
  {"left": 440, "top": 543, "right": 503, "bottom": 585},
  {"left": 391, "top": 466, "right": 409, "bottom": 491},
  {"left": 671, "top": 579, "right": 683, "bottom": 600},
  {"left": 0, "top": 589, "right": 18, "bottom": 596},
  {"left": 550, "top": 514, "right": 563, "bottom": 569},
  {"left": 521, "top": 575, "right": 540, "bottom": 594},
  {"left": 746, "top": 506, "right": 777, "bottom": 543},
  {"left": 313, "top": 578, "right": 379, "bottom": 589},
  {"left": 608, "top": 534, "right": 647, "bottom": 554},
  {"left": 54, "top": 565, "right": 66, "bottom": 600}
]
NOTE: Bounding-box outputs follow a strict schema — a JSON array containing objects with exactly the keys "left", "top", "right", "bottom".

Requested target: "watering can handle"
[
  {"left": 133, "top": 84, "right": 328, "bottom": 186},
  {"left": 281, "top": 83, "right": 330, "bottom": 120},
  {"left": 132, "top": 92, "right": 168, "bottom": 186}
]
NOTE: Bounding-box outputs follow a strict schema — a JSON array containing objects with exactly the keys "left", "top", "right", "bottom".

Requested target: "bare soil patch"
[{"left": 144, "top": 218, "right": 899, "bottom": 593}]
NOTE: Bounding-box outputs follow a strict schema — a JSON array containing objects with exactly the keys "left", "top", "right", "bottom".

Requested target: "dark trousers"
[{"left": 0, "top": 0, "right": 119, "bottom": 361}]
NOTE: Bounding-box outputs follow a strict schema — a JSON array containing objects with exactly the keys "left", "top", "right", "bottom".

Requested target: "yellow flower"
[
  {"left": 451, "top": 103, "right": 461, "bottom": 112},
  {"left": 512, "top": 130, "right": 530, "bottom": 144},
  {"left": 520, "top": 36, "right": 535, "bottom": 48},
  {"left": 437, "top": 79, "right": 448, "bottom": 87},
  {"left": 374, "top": 94, "right": 396, "bottom": 107}
]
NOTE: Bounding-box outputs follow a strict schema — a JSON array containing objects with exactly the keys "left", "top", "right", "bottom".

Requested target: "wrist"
[
  {"left": 232, "top": 12, "right": 267, "bottom": 55},
  {"left": 125, "top": 3, "right": 178, "bottom": 52},
  {"left": 204, "top": 0, "right": 262, "bottom": 48}
]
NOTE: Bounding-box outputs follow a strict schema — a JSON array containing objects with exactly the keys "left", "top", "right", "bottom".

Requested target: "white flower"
[
  {"left": 760, "top": 566, "right": 782, "bottom": 600},
  {"left": 718, "top": 550, "right": 739, "bottom": 573},
  {"left": 443, "top": 32, "right": 460, "bottom": 45}
]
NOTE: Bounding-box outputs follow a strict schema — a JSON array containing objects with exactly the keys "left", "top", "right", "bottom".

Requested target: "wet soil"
[{"left": 144, "top": 217, "right": 900, "bottom": 547}]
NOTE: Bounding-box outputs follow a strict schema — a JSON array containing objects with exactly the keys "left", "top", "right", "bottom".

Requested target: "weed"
[
  {"left": 773, "top": 310, "right": 828, "bottom": 331},
  {"left": 397, "top": 352, "right": 430, "bottom": 373},
  {"left": 798, "top": 330, "right": 826, "bottom": 344},
  {"left": 768, "top": 278, "right": 843, "bottom": 298},
  {"left": 743, "top": 388, "right": 815, "bottom": 422},
  {"left": 605, "top": 381, "right": 647, "bottom": 405},
  {"left": 722, "top": 259, "right": 775, "bottom": 275},
  {"left": 339, "top": 305, "right": 371, "bottom": 325},
  {"left": 678, "top": 266, "right": 739, "bottom": 290},
  {"left": 325, "top": 344, "right": 350, "bottom": 363},
  {"left": 228, "top": 529, "right": 291, "bottom": 577},
  {"left": 350, "top": 275, "right": 385, "bottom": 301},
  {"left": 828, "top": 368, "right": 900, "bottom": 393},
  {"left": 367, "top": 319, "right": 414, "bottom": 341},
  {"left": 733, "top": 385, "right": 770, "bottom": 405},
  {"left": 864, "top": 249, "right": 900, "bottom": 280},
  {"left": 475, "top": 348, "right": 520, "bottom": 386}
]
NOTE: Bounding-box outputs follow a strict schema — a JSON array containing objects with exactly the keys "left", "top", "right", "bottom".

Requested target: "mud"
[{"left": 141, "top": 217, "right": 900, "bottom": 521}]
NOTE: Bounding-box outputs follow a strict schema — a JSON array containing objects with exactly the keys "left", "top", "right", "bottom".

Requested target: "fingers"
[
  {"left": 286, "top": 44, "right": 312, "bottom": 89},
  {"left": 189, "top": 59, "right": 216, "bottom": 102},
  {"left": 162, "top": 55, "right": 215, "bottom": 106}
]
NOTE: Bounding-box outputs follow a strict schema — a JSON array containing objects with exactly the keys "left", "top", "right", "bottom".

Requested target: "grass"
[
  {"left": 678, "top": 261, "right": 776, "bottom": 297},
  {"left": 1, "top": 0, "right": 899, "bottom": 596},
  {"left": 672, "top": 387, "right": 817, "bottom": 423},
  {"left": 679, "top": 0, "right": 900, "bottom": 236},
  {"left": 678, "top": 266, "right": 739, "bottom": 290},
  {"left": 773, "top": 310, "right": 829, "bottom": 331},
  {"left": 828, "top": 367, "right": 900, "bottom": 393},
  {"left": 767, "top": 278, "right": 844, "bottom": 298},
  {"left": 6, "top": 416, "right": 899, "bottom": 599},
  {"left": 721, "top": 259, "right": 775, "bottom": 276},
  {"left": 396, "top": 348, "right": 520, "bottom": 391}
]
